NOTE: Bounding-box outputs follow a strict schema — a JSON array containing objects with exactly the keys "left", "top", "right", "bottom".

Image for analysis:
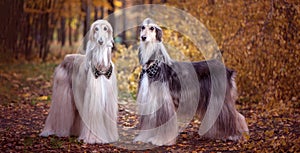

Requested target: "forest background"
[{"left": 0, "top": 0, "right": 299, "bottom": 152}]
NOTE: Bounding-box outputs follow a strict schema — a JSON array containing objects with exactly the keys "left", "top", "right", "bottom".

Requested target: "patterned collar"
[
  {"left": 140, "top": 60, "right": 160, "bottom": 79},
  {"left": 92, "top": 64, "right": 113, "bottom": 79}
]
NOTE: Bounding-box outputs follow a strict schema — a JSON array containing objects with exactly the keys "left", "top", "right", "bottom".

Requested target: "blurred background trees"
[
  {"left": 0, "top": 0, "right": 298, "bottom": 110},
  {"left": 0, "top": 0, "right": 124, "bottom": 60}
]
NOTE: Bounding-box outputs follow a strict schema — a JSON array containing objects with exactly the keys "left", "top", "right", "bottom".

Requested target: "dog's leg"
[
  {"left": 135, "top": 78, "right": 178, "bottom": 146},
  {"left": 70, "top": 109, "right": 81, "bottom": 136},
  {"left": 78, "top": 69, "right": 119, "bottom": 144},
  {"left": 198, "top": 70, "right": 249, "bottom": 140},
  {"left": 198, "top": 92, "right": 241, "bottom": 140},
  {"left": 40, "top": 56, "right": 76, "bottom": 137},
  {"left": 78, "top": 72, "right": 105, "bottom": 144},
  {"left": 236, "top": 111, "right": 249, "bottom": 135},
  {"left": 228, "top": 73, "right": 249, "bottom": 140},
  {"left": 102, "top": 69, "right": 119, "bottom": 142}
]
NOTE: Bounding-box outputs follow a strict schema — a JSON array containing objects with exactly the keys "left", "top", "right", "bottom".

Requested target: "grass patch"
[
  {"left": 0, "top": 62, "right": 57, "bottom": 105},
  {"left": 50, "top": 137, "right": 63, "bottom": 149},
  {"left": 23, "top": 137, "right": 34, "bottom": 147},
  {"left": 0, "top": 62, "right": 57, "bottom": 81},
  {"left": 30, "top": 100, "right": 37, "bottom": 106},
  {"left": 68, "top": 136, "right": 82, "bottom": 145}
]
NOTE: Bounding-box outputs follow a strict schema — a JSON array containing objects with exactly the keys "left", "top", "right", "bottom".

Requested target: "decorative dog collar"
[
  {"left": 140, "top": 60, "right": 160, "bottom": 79},
  {"left": 92, "top": 64, "right": 113, "bottom": 79}
]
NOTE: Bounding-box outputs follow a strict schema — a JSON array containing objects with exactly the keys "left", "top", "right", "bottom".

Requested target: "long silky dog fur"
[
  {"left": 134, "top": 18, "right": 249, "bottom": 146},
  {"left": 40, "top": 20, "right": 119, "bottom": 144}
]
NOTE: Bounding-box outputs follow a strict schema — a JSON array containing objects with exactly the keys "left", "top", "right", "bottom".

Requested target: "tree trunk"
[
  {"left": 100, "top": 6, "right": 104, "bottom": 19},
  {"left": 61, "top": 17, "right": 66, "bottom": 47},
  {"left": 68, "top": 3, "right": 72, "bottom": 46},
  {"left": 74, "top": 16, "right": 81, "bottom": 42},
  {"left": 81, "top": 0, "right": 90, "bottom": 51},
  {"left": 0, "top": 0, "right": 23, "bottom": 58},
  {"left": 107, "top": 0, "right": 115, "bottom": 32},
  {"left": 122, "top": 0, "right": 127, "bottom": 46},
  {"left": 94, "top": 6, "right": 98, "bottom": 21},
  {"left": 68, "top": 18, "right": 73, "bottom": 46}
]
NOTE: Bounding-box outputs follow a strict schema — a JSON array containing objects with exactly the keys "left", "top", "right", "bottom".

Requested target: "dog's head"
[
  {"left": 89, "top": 20, "right": 114, "bottom": 47},
  {"left": 140, "top": 18, "right": 162, "bottom": 43},
  {"left": 87, "top": 20, "right": 114, "bottom": 72},
  {"left": 138, "top": 18, "right": 173, "bottom": 65}
]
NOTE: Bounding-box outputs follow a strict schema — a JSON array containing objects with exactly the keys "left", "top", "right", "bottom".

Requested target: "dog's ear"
[
  {"left": 137, "top": 24, "right": 143, "bottom": 39},
  {"left": 138, "top": 24, "right": 142, "bottom": 31},
  {"left": 105, "top": 22, "right": 114, "bottom": 48},
  {"left": 138, "top": 47, "right": 143, "bottom": 64},
  {"left": 107, "top": 39, "right": 114, "bottom": 48},
  {"left": 108, "top": 30, "right": 114, "bottom": 48},
  {"left": 155, "top": 27, "right": 162, "bottom": 42},
  {"left": 88, "top": 24, "right": 95, "bottom": 41}
]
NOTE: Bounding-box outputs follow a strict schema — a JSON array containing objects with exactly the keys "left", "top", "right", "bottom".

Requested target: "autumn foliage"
[
  {"left": 164, "top": 0, "right": 299, "bottom": 110},
  {"left": 0, "top": 0, "right": 299, "bottom": 152}
]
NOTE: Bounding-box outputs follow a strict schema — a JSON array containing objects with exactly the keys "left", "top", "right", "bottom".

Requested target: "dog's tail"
[{"left": 40, "top": 55, "right": 79, "bottom": 137}]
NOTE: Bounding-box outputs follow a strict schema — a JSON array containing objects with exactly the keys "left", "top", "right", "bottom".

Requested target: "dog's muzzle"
[
  {"left": 98, "top": 40, "right": 104, "bottom": 45},
  {"left": 141, "top": 36, "right": 147, "bottom": 41}
]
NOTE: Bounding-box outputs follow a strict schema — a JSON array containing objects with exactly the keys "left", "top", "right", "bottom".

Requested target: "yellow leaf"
[
  {"left": 92, "top": 0, "right": 112, "bottom": 10},
  {"left": 243, "top": 132, "right": 250, "bottom": 141},
  {"left": 265, "top": 130, "right": 274, "bottom": 137},
  {"left": 23, "top": 93, "right": 31, "bottom": 98},
  {"left": 114, "top": 0, "right": 122, "bottom": 8},
  {"left": 37, "top": 96, "right": 48, "bottom": 101}
]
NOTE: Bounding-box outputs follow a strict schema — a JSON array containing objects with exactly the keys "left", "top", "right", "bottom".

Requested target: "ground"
[{"left": 0, "top": 62, "right": 299, "bottom": 152}]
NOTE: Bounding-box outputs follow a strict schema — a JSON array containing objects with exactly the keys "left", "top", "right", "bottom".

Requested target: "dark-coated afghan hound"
[{"left": 134, "top": 18, "right": 249, "bottom": 146}]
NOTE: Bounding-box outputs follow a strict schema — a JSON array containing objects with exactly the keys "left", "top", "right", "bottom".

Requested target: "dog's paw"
[
  {"left": 227, "top": 135, "right": 240, "bottom": 141},
  {"left": 83, "top": 139, "right": 102, "bottom": 144},
  {"left": 133, "top": 136, "right": 145, "bottom": 143},
  {"left": 80, "top": 134, "right": 105, "bottom": 144},
  {"left": 149, "top": 137, "right": 176, "bottom": 146},
  {"left": 39, "top": 130, "right": 54, "bottom": 137}
]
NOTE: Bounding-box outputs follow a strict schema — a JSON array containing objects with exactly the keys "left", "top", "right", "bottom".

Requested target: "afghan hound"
[
  {"left": 134, "top": 18, "right": 249, "bottom": 146},
  {"left": 40, "top": 20, "right": 119, "bottom": 144}
]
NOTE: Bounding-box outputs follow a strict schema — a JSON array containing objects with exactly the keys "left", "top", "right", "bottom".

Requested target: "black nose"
[
  {"left": 141, "top": 36, "right": 146, "bottom": 41},
  {"left": 98, "top": 40, "right": 103, "bottom": 45}
]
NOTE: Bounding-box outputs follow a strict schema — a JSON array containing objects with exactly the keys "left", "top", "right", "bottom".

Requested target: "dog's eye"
[
  {"left": 103, "top": 26, "right": 107, "bottom": 31},
  {"left": 141, "top": 26, "right": 145, "bottom": 30},
  {"left": 95, "top": 27, "right": 99, "bottom": 31},
  {"left": 150, "top": 27, "right": 154, "bottom": 31}
]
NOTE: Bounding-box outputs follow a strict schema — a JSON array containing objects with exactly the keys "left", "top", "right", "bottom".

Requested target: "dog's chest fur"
[{"left": 139, "top": 43, "right": 165, "bottom": 65}]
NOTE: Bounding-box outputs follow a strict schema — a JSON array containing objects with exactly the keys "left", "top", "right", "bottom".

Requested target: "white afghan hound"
[
  {"left": 40, "top": 20, "right": 119, "bottom": 144},
  {"left": 134, "top": 18, "right": 249, "bottom": 146}
]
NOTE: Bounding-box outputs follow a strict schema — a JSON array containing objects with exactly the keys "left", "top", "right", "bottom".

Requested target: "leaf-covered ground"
[{"left": 0, "top": 62, "right": 299, "bottom": 152}]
